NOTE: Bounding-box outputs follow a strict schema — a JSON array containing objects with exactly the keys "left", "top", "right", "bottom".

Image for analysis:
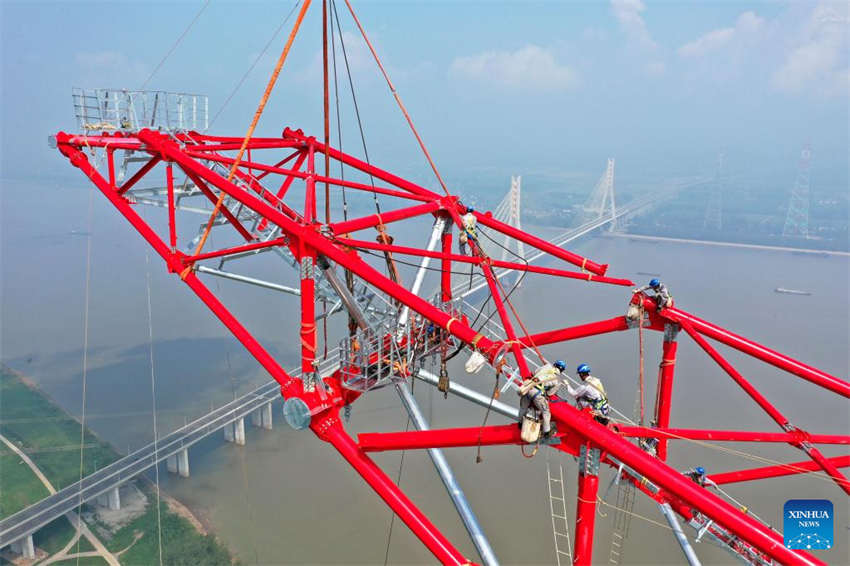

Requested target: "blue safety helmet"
[
  {"left": 576, "top": 363, "right": 591, "bottom": 375},
  {"left": 695, "top": 466, "right": 705, "bottom": 475},
  {"left": 553, "top": 360, "right": 566, "bottom": 372},
  {"left": 649, "top": 278, "right": 661, "bottom": 288},
  {"left": 466, "top": 206, "right": 475, "bottom": 214}
]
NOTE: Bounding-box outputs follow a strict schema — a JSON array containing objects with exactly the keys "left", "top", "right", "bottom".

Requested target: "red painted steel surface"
[{"left": 53, "top": 125, "right": 845, "bottom": 565}]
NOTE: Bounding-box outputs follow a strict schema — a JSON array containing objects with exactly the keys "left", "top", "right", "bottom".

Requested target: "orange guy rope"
[
  {"left": 187, "top": 0, "right": 312, "bottom": 269},
  {"left": 342, "top": 0, "right": 450, "bottom": 197}
]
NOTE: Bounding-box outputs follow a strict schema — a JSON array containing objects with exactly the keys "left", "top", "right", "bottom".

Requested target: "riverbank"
[
  {"left": 0, "top": 367, "right": 237, "bottom": 565},
  {"left": 605, "top": 232, "right": 850, "bottom": 256}
]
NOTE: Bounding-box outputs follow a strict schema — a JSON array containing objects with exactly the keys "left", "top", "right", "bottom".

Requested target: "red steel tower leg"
[
  {"left": 654, "top": 323, "right": 679, "bottom": 460},
  {"left": 301, "top": 249, "right": 318, "bottom": 389},
  {"left": 441, "top": 222, "right": 452, "bottom": 303},
  {"left": 573, "top": 444, "right": 600, "bottom": 566},
  {"left": 324, "top": 423, "right": 471, "bottom": 565}
]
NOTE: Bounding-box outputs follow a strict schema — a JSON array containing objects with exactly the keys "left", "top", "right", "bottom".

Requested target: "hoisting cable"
[
  {"left": 636, "top": 303, "right": 646, "bottom": 426},
  {"left": 210, "top": 1, "right": 301, "bottom": 128},
  {"left": 332, "top": 0, "right": 380, "bottom": 211},
  {"left": 140, "top": 0, "right": 210, "bottom": 90},
  {"left": 184, "top": 0, "right": 312, "bottom": 272},
  {"left": 332, "top": 0, "right": 401, "bottom": 288},
  {"left": 73, "top": 186, "right": 95, "bottom": 562},
  {"left": 342, "top": 0, "right": 451, "bottom": 197},
  {"left": 143, "top": 250, "right": 165, "bottom": 566},
  {"left": 383, "top": 412, "right": 412, "bottom": 565},
  {"left": 330, "top": 4, "right": 359, "bottom": 337}
]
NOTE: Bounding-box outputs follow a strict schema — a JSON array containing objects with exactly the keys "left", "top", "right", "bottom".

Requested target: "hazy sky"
[{"left": 1, "top": 0, "right": 848, "bottom": 185}]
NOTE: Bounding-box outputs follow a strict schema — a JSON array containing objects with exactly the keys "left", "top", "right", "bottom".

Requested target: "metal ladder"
[
  {"left": 547, "top": 458, "right": 572, "bottom": 566},
  {"left": 608, "top": 473, "right": 636, "bottom": 564}
]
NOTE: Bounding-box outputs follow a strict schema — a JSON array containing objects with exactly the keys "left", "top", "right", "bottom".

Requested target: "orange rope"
[
  {"left": 342, "top": 0, "right": 450, "bottom": 197},
  {"left": 190, "top": 0, "right": 312, "bottom": 261}
]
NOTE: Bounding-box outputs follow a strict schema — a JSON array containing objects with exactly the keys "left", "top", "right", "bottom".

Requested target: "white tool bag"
[
  {"left": 520, "top": 415, "right": 541, "bottom": 443},
  {"left": 465, "top": 351, "right": 487, "bottom": 374}
]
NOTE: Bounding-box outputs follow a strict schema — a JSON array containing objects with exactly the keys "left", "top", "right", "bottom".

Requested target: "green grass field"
[{"left": 1, "top": 367, "right": 236, "bottom": 564}]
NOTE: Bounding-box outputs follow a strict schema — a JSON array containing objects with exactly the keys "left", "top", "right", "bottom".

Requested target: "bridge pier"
[
  {"left": 95, "top": 486, "right": 121, "bottom": 510},
  {"left": 224, "top": 418, "right": 246, "bottom": 445},
  {"left": 251, "top": 402, "right": 273, "bottom": 430},
  {"left": 167, "top": 448, "right": 190, "bottom": 477},
  {"left": 9, "top": 534, "right": 35, "bottom": 559}
]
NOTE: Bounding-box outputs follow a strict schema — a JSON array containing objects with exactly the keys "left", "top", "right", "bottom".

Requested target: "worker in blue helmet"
[
  {"left": 684, "top": 466, "right": 716, "bottom": 488},
  {"left": 518, "top": 359, "right": 566, "bottom": 438},
  {"left": 564, "top": 363, "right": 610, "bottom": 425},
  {"left": 633, "top": 278, "right": 673, "bottom": 311},
  {"left": 458, "top": 206, "right": 478, "bottom": 256}
]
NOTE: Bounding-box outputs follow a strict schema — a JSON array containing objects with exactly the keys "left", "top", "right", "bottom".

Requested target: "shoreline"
[{"left": 604, "top": 232, "right": 850, "bottom": 257}]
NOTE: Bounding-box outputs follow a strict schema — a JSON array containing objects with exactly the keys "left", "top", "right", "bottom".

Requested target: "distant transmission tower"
[
  {"left": 703, "top": 151, "right": 724, "bottom": 231},
  {"left": 582, "top": 158, "right": 616, "bottom": 230},
  {"left": 493, "top": 175, "right": 526, "bottom": 260},
  {"left": 783, "top": 144, "right": 812, "bottom": 239}
]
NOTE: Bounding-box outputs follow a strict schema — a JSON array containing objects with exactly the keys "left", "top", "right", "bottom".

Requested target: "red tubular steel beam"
[
  {"left": 617, "top": 427, "right": 850, "bottom": 444},
  {"left": 358, "top": 424, "right": 524, "bottom": 451},
  {"left": 183, "top": 149, "right": 432, "bottom": 203},
  {"left": 680, "top": 321, "right": 791, "bottom": 428},
  {"left": 573, "top": 454, "right": 599, "bottom": 566},
  {"left": 117, "top": 156, "right": 160, "bottom": 194},
  {"left": 258, "top": 151, "right": 308, "bottom": 232},
  {"left": 474, "top": 211, "right": 608, "bottom": 276},
  {"left": 474, "top": 241, "right": 532, "bottom": 378},
  {"left": 182, "top": 168, "right": 255, "bottom": 242},
  {"left": 710, "top": 455, "right": 850, "bottom": 485},
  {"left": 342, "top": 237, "right": 633, "bottom": 286},
  {"left": 441, "top": 226, "right": 452, "bottom": 302},
  {"left": 517, "top": 316, "right": 630, "bottom": 348},
  {"left": 61, "top": 134, "right": 142, "bottom": 151},
  {"left": 134, "top": 131, "right": 502, "bottom": 358},
  {"left": 274, "top": 151, "right": 308, "bottom": 199},
  {"left": 546, "top": 402, "right": 823, "bottom": 565},
  {"left": 284, "top": 128, "right": 440, "bottom": 200},
  {"left": 324, "top": 425, "right": 471, "bottom": 565},
  {"left": 107, "top": 148, "right": 116, "bottom": 186},
  {"left": 330, "top": 201, "right": 442, "bottom": 235},
  {"left": 803, "top": 445, "right": 850, "bottom": 495},
  {"left": 57, "top": 139, "right": 298, "bottom": 391},
  {"left": 656, "top": 302, "right": 850, "bottom": 397},
  {"left": 187, "top": 140, "right": 302, "bottom": 152},
  {"left": 187, "top": 237, "right": 289, "bottom": 263},
  {"left": 64, "top": 135, "right": 472, "bottom": 565},
  {"left": 682, "top": 320, "right": 850, "bottom": 495},
  {"left": 254, "top": 149, "right": 302, "bottom": 180},
  {"left": 166, "top": 162, "right": 177, "bottom": 249},
  {"left": 654, "top": 324, "right": 679, "bottom": 461}
]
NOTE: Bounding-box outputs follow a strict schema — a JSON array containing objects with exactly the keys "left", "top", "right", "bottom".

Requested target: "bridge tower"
[
  {"left": 581, "top": 158, "right": 617, "bottom": 230},
  {"left": 492, "top": 175, "right": 526, "bottom": 261},
  {"left": 703, "top": 151, "right": 724, "bottom": 231},
  {"left": 783, "top": 144, "right": 812, "bottom": 239}
]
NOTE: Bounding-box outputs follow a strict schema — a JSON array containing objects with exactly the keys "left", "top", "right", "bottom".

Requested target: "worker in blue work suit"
[
  {"left": 634, "top": 278, "right": 673, "bottom": 311},
  {"left": 684, "top": 466, "right": 717, "bottom": 488},
  {"left": 564, "top": 363, "right": 611, "bottom": 426}
]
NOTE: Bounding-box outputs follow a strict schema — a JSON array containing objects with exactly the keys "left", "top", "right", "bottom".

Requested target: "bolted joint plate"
[{"left": 579, "top": 444, "right": 601, "bottom": 476}]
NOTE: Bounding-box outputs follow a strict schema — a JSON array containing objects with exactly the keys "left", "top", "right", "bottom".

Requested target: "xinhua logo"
[{"left": 784, "top": 499, "right": 833, "bottom": 550}]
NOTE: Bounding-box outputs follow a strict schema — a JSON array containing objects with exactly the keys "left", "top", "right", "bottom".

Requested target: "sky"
[{"left": 1, "top": 0, "right": 848, "bottom": 188}]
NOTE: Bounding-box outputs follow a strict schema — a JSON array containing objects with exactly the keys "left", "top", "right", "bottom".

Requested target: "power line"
[{"left": 140, "top": 0, "right": 210, "bottom": 90}]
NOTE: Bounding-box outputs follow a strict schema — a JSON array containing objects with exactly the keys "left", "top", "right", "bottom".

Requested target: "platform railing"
[{"left": 72, "top": 88, "right": 208, "bottom": 133}]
